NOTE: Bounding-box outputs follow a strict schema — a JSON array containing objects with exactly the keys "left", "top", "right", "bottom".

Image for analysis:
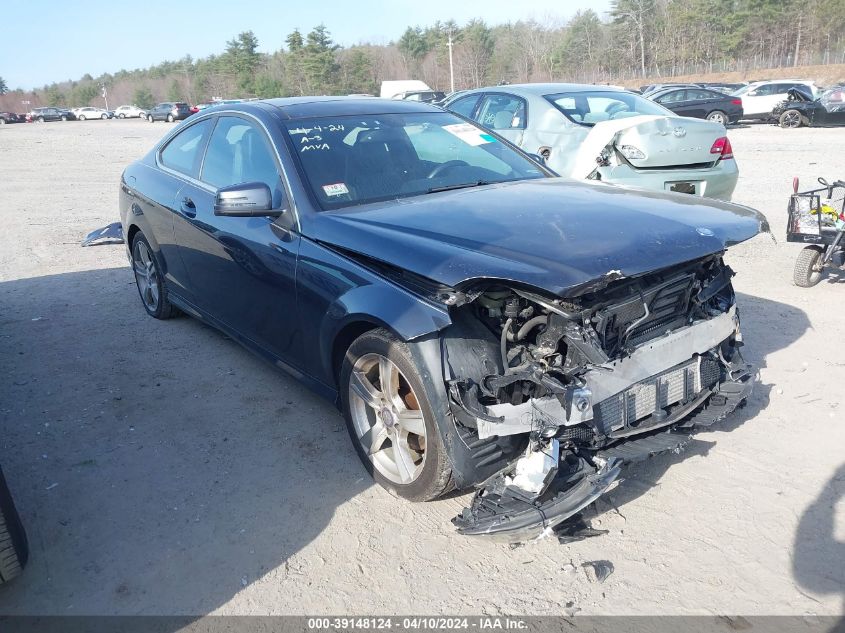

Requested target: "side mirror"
[
  {"left": 214, "top": 182, "right": 274, "bottom": 216},
  {"left": 747, "top": 90, "right": 758, "bottom": 97},
  {"left": 527, "top": 152, "right": 546, "bottom": 165}
]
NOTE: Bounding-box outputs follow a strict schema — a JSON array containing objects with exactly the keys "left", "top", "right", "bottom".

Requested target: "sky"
[{"left": 0, "top": 0, "right": 610, "bottom": 90}]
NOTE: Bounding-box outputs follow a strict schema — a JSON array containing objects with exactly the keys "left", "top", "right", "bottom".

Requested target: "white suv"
[
  {"left": 734, "top": 80, "right": 817, "bottom": 119},
  {"left": 114, "top": 105, "right": 147, "bottom": 119}
]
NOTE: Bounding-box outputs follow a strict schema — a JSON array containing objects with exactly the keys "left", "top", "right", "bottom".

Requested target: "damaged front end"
[{"left": 442, "top": 254, "right": 753, "bottom": 541}]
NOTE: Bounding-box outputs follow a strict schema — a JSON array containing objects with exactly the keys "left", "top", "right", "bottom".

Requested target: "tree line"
[{"left": 2, "top": 0, "right": 844, "bottom": 110}]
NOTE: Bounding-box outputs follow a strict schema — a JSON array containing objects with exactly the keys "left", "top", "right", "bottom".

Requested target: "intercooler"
[{"left": 593, "top": 356, "right": 721, "bottom": 434}]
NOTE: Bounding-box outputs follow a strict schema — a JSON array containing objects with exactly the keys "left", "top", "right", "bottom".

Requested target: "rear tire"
[
  {"left": 707, "top": 110, "right": 728, "bottom": 125},
  {"left": 166, "top": 114, "right": 174, "bottom": 122},
  {"left": 101, "top": 113, "right": 108, "bottom": 120},
  {"left": 60, "top": 115, "right": 67, "bottom": 121},
  {"left": 131, "top": 232, "right": 177, "bottom": 319},
  {"left": 36, "top": 117, "right": 44, "bottom": 123},
  {"left": 340, "top": 328, "right": 453, "bottom": 502},
  {"left": 0, "top": 466, "right": 28, "bottom": 584},
  {"left": 794, "top": 246, "right": 825, "bottom": 287},
  {"left": 779, "top": 109, "right": 804, "bottom": 128},
  {"left": 118, "top": 113, "right": 125, "bottom": 119}
]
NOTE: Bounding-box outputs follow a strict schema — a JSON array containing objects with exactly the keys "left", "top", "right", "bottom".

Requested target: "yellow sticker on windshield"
[{"left": 443, "top": 123, "right": 496, "bottom": 146}]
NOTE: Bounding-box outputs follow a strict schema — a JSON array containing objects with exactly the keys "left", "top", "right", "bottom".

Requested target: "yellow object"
[{"left": 811, "top": 203, "right": 840, "bottom": 221}]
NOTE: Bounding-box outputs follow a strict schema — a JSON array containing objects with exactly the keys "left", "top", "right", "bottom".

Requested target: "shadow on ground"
[
  {"left": 0, "top": 267, "right": 369, "bottom": 615},
  {"left": 793, "top": 462, "right": 845, "bottom": 627}
]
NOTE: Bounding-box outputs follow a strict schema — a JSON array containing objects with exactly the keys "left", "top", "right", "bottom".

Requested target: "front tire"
[
  {"left": 118, "top": 113, "right": 125, "bottom": 119},
  {"left": 101, "top": 113, "right": 108, "bottom": 120},
  {"left": 0, "top": 466, "right": 28, "bottom": 584},
  {"left": 780, "top": 109, "right": 804, "bottom": 128},
  {"left": 131, "top": 232, "right": 177, "bottom": 319},
  {"left": 794, "top": 246, "right": 825, "bottom": 287},
  {"left": 148, "top": 114, "right": 154, "bottom": 123},
  {"left": 340, "top": 328, "right": 453, "bottom": 501},
  {"left": 707, "top": 110, "right": 728, "bottom": 125},
  {"left": 78, "top": 115, "right": 86, "bottom": 121},
  {"left": 36, "top": 117, "right": 44, "bottom": 123},
  {"left": 60, "top": 115, "right": 67, "bottom": 121}
]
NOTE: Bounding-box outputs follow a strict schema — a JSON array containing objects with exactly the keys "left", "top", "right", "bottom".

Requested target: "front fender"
[{"left": 296, "top": 238, "right": 452, "bottom": 388}]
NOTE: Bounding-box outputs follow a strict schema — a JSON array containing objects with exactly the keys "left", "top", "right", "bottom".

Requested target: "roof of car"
[{"left": 257, "top": 96, "right": 443, "bottom": 119}]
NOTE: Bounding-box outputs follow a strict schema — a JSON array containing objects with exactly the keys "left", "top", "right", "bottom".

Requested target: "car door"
[
  {"left": 683, "top": 89, "right": 716, "bottom": 119},
  {"left": 147, "top": 116, "right": 216, "bottom": 300},
  {"left": 655, "top": 90, "right": 690, "bottom": 116},
  {"left": 742, "top": 84, "right": 777, "bottom": 116},
  {"left": 171, "top": 114, "right": 303, "bottom": 366},
  {"left": 471, "top": 93, "right": 527, "bottom": 146}
]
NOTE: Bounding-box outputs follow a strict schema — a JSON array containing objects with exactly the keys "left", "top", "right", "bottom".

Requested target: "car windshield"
[
  {"left": 731, "top": 85, "right": 756, "bottom": 96},
  {"left": 283, "top": 112, "right": 546, "bottom": 210},
  {"left": 545, "top": 91, "right": 670, "bottom": 127}
]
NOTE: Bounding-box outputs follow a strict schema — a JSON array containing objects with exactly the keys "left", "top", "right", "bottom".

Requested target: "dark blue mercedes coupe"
[{"left": 120, "top": 97, "right": 769, "bottom": 540}]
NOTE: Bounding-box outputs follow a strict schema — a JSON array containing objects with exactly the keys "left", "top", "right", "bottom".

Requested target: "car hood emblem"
[
  {"left": 672, "top": 127, "right": 687, "bottom": 138},
  {"left": 696, "top": 227, "right": 715, "bottom": 236}
]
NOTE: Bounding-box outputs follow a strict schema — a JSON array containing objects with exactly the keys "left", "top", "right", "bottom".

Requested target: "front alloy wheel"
[
  {"left": 780, "top": 109, "right": 803, "bottom": 128},
  {"left": 341, "top": 329, "right": 452, "bottom": 501}
]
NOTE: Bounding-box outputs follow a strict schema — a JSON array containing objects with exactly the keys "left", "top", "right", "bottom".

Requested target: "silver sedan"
[{"left": 444, "top": 83, "right": 738, "bottom": 200}]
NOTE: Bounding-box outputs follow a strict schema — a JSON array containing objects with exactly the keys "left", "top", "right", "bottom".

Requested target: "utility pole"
[
  {"left": 447, "top": 31, "right": 455, "bottom": 93},
  {"left": 101, "top": 84, "right": 109, "bottom": 111}
]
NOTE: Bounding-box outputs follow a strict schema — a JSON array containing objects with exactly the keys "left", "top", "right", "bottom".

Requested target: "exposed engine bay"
[{"left": 440, "top": 254, "right": 753, "bottom": 541}]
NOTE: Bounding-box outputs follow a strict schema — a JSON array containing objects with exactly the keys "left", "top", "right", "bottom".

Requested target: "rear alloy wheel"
[
  {"left": 101, "top": 113, "right": 108, "bottom": 119},
  {"left": 131, "top": 233, "right": 177, "bottom": 319},
  {"left": 166, "top": 114, "right": 174, "bottom": 122},
  {"left": 707, "top": 110, "right": 728, "bottom": 125},
  {"left": 341, "top": 329, "right": 452, "bottom": 501},
  {"left": 794, "top": 245, "right": 825, "bottom": 287},
  {"left": 118, "top": 113, "right": 125, "bottom": 119},
  {"left": 780, "top": 109, "right": 803, "bottom": 128}
]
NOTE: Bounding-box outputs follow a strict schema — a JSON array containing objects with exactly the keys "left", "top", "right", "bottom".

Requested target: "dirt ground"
[{"left": 0, "top": 118, "right": 843, "bottom": 617}]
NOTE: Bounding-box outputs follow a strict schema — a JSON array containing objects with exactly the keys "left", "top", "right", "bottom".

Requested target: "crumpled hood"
[{"left": 310, "top": 178, "right": 769, "bottom": 298}]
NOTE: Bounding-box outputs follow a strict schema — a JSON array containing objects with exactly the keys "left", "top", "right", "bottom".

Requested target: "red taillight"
[
  {"left": 710, "top": 137, "right": 733, "bottom": 160},
  {"left": 731, "top": 99, "right": 742, "bottom": 105}
]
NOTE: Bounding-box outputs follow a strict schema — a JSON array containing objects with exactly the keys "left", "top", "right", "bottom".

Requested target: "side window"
[
  {"left": 159, "top": 118, "right": 213, "bottom": 178},
  {"left": 200, "top": 116, "right": 281, "bottom": 193},
  {"left": 753, "top": 84, "right": 775, "bottom": 96},
  {"left": 448, "top": 95, "right": 480, "bottom": 119},
  {"left": 476, "top": 94, "right": 527, "bottom": 130},
  {"left": 687, "top": 89, "right": 712, "bottom": 101},
  {"left": 657, "top": 90, "right": 687, "bottom": 104}
]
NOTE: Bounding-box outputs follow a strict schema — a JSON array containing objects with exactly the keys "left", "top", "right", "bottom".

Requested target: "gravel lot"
[{"left": 0, "top": 119, "right": 843, "bottom": 617}]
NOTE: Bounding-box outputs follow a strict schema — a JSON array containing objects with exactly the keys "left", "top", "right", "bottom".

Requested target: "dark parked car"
[
  {"left": 773, "top": 86, "right": 845, "bottom": 128},
  {"left": 0, "top": 112, "right": 22, "bottom": 124},
  {"left": 29, "top": 107, "right": 75, "bottom": 122},
  {"left": 647, "top": 87, "right": 743, "bottom": 125},
  {"left": 395, "top": 90, "right": 447, "bottom": 104},
  {"left": 147, "top": 102, "right": 192, "bottom": 122},
  {"left": 119, "top": 98, "right": 767, "bottom": 540}
]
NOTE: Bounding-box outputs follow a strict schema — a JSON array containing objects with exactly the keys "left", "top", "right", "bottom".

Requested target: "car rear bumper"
[{"left": 599, "top": 159, "right": 739, "bottom": 201}]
